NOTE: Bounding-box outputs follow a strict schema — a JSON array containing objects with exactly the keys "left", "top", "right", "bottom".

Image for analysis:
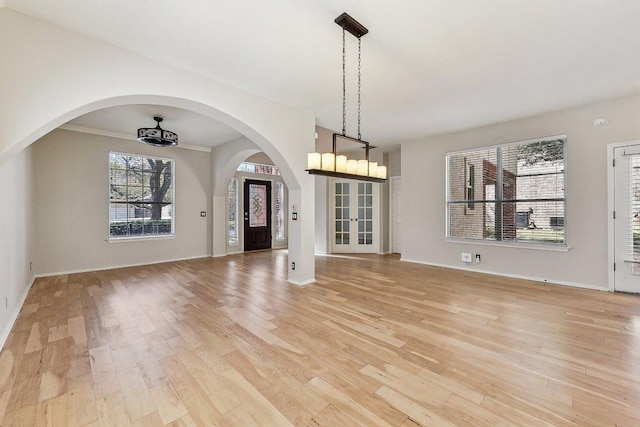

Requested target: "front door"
[
  {"left": 244, "top": 179, "right": 272, "bottom": 251},
  {"left": 613, "top": 144, "right": 640, "bottom": 293},
  {"left": 331, "top": 179, "right": 379, "bottom": 253}
]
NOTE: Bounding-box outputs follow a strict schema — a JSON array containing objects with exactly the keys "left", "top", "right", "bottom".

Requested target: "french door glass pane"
[
  {"left": 335, "top": 182, "right": 350, "bottom": 245},
  {"left": 358, "top": 182, "right": 373, "bottom": 245}
]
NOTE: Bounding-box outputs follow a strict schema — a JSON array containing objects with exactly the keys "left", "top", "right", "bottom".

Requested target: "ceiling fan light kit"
[{"left": 137, "top": 116, "right": 178, "bottom": 147}]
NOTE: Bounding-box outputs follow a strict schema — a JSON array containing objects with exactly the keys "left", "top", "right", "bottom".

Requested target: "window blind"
[{"left": 446, "top": 136, "right": 566, "bottom": 246}]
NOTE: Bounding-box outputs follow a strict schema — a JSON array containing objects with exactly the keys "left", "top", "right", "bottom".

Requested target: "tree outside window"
[{"left": 109, "top": 152, "right": 174, "bottom": 238}]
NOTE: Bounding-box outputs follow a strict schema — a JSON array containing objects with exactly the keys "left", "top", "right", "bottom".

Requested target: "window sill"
[
  {"left": 108, "top": 234, "right": 175, "bottom": 243},
  {"left": 444, "top": 238, "right": 570, "bottom": 252}
]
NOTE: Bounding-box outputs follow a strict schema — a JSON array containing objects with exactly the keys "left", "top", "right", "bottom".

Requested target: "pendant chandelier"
[
  {"left": 306, "top": 13, "right": 387, "bottom": 183},
  {"left": 137, "top": 116, "right": 178, "bottom": 147}
]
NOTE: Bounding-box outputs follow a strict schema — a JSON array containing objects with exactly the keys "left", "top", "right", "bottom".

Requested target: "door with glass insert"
[
  {"left": 613, "top": 145, "right": 640, "bottom": 293},
  {"left": 244, "top": 179, "right": 272, "bottom": 251},
  {"left": 331, "top": 180, "right": 379, "bottom": 253}
]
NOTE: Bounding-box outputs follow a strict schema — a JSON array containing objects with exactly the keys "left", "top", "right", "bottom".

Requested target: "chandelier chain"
[
  {"left": 342, "top": 27, "right": 346, "bottom": 136},
  {"left": 358, "top": 36, "right": 361, "bottom": 140}
]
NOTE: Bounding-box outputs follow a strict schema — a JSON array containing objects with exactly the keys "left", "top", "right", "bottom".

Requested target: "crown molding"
[{"left": 59, "top": 124, "right": 212, "bottom": 152}]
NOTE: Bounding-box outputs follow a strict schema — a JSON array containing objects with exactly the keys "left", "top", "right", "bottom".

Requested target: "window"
[
  {"left": 109, "top": 152, "right": 174, "bottom": 238},
  {"left": 275, "top": 181, "right": 285, "bottom": 240},
  {"left": 227, "top": 178, "right": 239, "bottom": 244},
  {"left": 446, "top": 136, "right": 566, "bottom": 246},
  {"left": 236, "top": 162, "right": 280, "bottom": 176}
]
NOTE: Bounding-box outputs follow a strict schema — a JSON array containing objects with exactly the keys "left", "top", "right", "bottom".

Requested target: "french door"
[
  {"left": 331, "top": 179, "right": 379, "bottom": 253},
  {"left": 613, "top": 144, "right": 640, "bottom": 293}
]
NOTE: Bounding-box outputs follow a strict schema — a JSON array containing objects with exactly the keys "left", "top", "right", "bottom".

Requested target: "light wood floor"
[{"left": 1, "top": 251, "right": 639, "bottom": 426}]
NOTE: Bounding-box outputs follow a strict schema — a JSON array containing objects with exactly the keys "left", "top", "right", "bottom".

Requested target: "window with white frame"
[
  {"left": 446, "top": 136, "right": 566, "bottom": 246},
  {"left": 227, "top": 178, "right": 239, "bottom": 244},
  {"left": 236, "top": 162, "right": 280, "bottom": 175},
  {"left": 109, "top": 152, "right": 174, "bottom": 238}
]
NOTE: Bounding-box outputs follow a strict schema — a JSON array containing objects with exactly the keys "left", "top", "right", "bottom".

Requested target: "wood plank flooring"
[{"left": 1, "top": 250, "right": 639, "bottom": 426}]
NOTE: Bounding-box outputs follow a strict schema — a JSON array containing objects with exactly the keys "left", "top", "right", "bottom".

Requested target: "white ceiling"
[
  {"left": 66, "top": 105, "right": 242, "bottom": 149},
  {"left": 6, "top": 0, "right": 640, "bottom": 149}
]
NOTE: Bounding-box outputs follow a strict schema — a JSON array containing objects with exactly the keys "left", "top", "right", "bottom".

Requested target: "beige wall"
[
  {"left": 0, "top": 146, "right": 35, "bottom": 346},
  {"left": 33, "top": 129, "right": 212, "bottom": 275},
  {"left": 245, "top": 152, "right": 275, "bottom": 165},
  {"left": 401, "top": 94, "right": 640, "bottom": 289},
  {"left": 388, "top": 149, "right": 401, "bottom": 177}
]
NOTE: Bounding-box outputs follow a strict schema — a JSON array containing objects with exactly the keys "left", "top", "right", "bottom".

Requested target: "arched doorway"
[{"left": 1, "top": 11, "right": 316, "bottom": 284}]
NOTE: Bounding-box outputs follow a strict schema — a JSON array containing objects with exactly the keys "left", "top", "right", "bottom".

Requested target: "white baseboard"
[
  {"left": 0, "top": 275, "right": 36, "bottom": 351},
  {"left": 288, "top": 278, "right": 316, "bottom": 286},
  {"left": 35, "top": 254, "right": 211, "bottom": 278},
  {"left": 220, "top": 250, "right": 243, "bottom": 256},
  {"left": 400, "top": 258, "right": 609, "bottom": 292}
]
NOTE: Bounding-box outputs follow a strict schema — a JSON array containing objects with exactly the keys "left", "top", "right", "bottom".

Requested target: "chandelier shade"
[
  {"left": 137, "top": 116, "right": 178, "bottom": 147},
  {"left": 306, "top": 133, "right": 387, "bottom": 183},
  {"left": 306, "top": 13, "right": 386, "bottom": 183}
]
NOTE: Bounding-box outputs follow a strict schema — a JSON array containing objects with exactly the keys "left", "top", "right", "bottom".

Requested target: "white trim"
[
  {"left": 107, "top": 235, "right": 175, "bottom": 243},
  {"left": 445, "top": 135, "right": 568, "bottom": 248},
  {"left": 225, "top": 249, "right": 246, "bottom": 255},
  {"left": 445, "top": 134, "right": 568, "bottom": 156},
  {"left": 60, "top": 124, "right": 212, "bottom": 152},
  {"left": 328, "top": 178, "right": 381, "bottom": 254},
  {"left": 607, "top": 140, "right": 640, "bottom": 292},
  {"left": 287, "top": 278, "right": 316, "bottom": 286},
  {"left": 210, "top": 253, "right": 228, "bottom": 258},
  {"left": 108, "top": 150, "right": 176, "bottom": 239},
  {"left": 35, "top": 254, "right": 210, "bottom": 278},
  {"left": 0, "top": 275, "right": 36, "bottom": 351},
  {"left": 621, "top": 146, "right": 640, "bottom": 156},
  {"left": 444, "top": 238, "right": 570, "bottom": 252},
  {"left": 237, "top": 174, "right": 288, "bottom": 253},
  {"left": 389, "top": 176, "right": 401, "bottom": 254},
  {"left": 401, "top": 257, "right": 608, "bottom": 292}
]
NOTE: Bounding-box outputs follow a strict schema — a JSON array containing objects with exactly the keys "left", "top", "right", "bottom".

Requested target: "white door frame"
[
  {"left": 329, "top": 177, "right": 381, "bottom": 254},
  {"left": 607, "top": 140, "right": 640, "bottom": 291},
  {"left": 389, "top": 176, "right": 401, "bottom": 254}
]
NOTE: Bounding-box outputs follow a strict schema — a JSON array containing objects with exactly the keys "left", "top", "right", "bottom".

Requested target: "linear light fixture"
[{"left": 306, "top": 13, "right": 387, "bottom": 183}]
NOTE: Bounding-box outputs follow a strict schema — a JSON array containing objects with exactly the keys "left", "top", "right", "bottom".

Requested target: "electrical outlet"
[
  {"left": 461, "top": 252, "right": 472, "bottom": 263},
  {"left": 475, "top": 254, "right": 481, "bottom": 263},
  {"left": 200, "top": 211, "right": 206, "bottom": 217},
  {"left": 29, "top": 261, "right": 32, "bottom": 271},
  {"left": 291, "top": 262, "right": 296, "bottom": 270}
]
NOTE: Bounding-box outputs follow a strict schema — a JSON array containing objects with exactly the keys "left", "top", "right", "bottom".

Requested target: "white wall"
[
  {"left": 0, "top": 146, "right": 35, "bottom": 346},
  {"left": 0, "top": 9, "right": 316, "bottom": 284},
  {"left": 314, "top": 176, "right": 328, "bottom": 254},
  {"left": 401, "top": 95, "right": 640, "bottom": 290},
  {"left": 33, "top": 129, "right": 211, "bottom": 275}
]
